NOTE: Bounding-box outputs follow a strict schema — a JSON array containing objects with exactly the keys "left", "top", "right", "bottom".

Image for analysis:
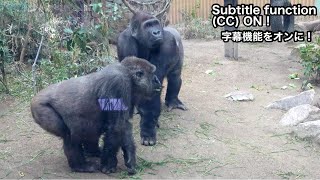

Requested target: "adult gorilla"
[
  {"left": 31, "top": 57, "right": 161, "bottom": 174},
  {"left": 117, "top": 11, "right": 186, "bottom": 146},
  {"left": 270, "top": 0, "right": 295, "bottom": 32}
]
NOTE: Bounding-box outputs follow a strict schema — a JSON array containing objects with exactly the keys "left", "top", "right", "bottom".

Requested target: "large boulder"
[
  {"left": 293, "top": 120, "right": 320, "bottom": 142},
  {"left": 280, "top": 104, "right": 320, "bottom": 126},
  {"left": 267, "top": 90, "right": 315, "bottom": 110}
]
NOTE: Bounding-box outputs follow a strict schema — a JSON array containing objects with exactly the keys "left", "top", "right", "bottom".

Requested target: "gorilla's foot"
[
  {"left": 127, "top": 167, "right": 136, "bottom": 175},
  {"left": 71, "top": 162, "right": 98, "bottom": 173},
  {"left": 101, "top": 166, "right": 116, "bottom": 174},
  {"left": 83, "top": 146, "right": 101, "bottom": 157},
  {"left": 165, "top": 98, "right": 187, "bottom": 111},
  {"left": 141, "top": 135, "right": 156, "bottom": 146}
]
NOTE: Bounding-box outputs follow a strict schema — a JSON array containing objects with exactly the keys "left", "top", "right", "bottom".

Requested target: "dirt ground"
[{"left": 1, "top": 39, "right": 320, "bottom": 179}]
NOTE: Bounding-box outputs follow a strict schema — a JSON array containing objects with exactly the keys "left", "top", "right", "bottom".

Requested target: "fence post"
[{"left": 224, "top": 0, "right": 238, "bottom": 60}]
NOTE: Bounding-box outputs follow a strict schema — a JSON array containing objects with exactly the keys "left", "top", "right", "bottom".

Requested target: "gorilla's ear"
[
  {"left": 130, "top": 20, "right": 139, "bottom": 38},
  {"left": 151, "top": 64, "right": 156, "bottom": 73}
]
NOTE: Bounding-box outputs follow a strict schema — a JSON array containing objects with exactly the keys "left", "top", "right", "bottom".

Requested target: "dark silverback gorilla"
[
  {"left": 31, "top": 57, "right": 161, "bottom": 175},
  {"left": 270, "top": 0, "right": 295, "bottom": 32},
  {"left": 117, "top": 11, "right": 187, "bottom": 146}
]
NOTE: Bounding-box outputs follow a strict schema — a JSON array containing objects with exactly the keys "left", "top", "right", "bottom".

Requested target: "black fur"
[
  {"left": 117, "top": 11, "right": 187, "bottom": 146},
  {"left": 270, "top": 0, "right": 295, "bottom": 33},
  {"left": 31, "top": 56, "right": 161, "bottom": 174}
]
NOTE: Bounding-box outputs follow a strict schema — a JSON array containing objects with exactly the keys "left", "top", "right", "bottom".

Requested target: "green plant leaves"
[
  {"left": 90, "top": 3, "right": 103, "bottom": 14},
  {"left": 64, "top": 28, "right": 73, "bottom": 34},
  {"left": 299, "top": 42, "right": 320, "bottom": 80},
  {"left": 289, "top": 73, "right": 299, "bottom": 79}
]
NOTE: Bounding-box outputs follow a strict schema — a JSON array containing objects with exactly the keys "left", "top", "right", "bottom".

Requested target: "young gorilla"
[
  {"left": 117, "top": 11, "right": 187, "bottom": 146},
  {"left": 30, "top": 56, "right": 161, "bottom": 175}
]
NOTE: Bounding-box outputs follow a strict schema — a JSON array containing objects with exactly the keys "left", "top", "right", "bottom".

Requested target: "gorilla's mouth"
[
  {"left": 154, "top": 38, "right": 163, "bottom": 43},
  {"left": 151, "top": 38, "right": 163, "bottom": 47}
]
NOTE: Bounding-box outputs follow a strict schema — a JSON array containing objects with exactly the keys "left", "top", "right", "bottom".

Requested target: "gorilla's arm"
[
  {"left": 160, "top": 30, "right": 186, "bottom": 110},
  {"left": 117, "top": 29, "right": 139, "bottom": 61}
]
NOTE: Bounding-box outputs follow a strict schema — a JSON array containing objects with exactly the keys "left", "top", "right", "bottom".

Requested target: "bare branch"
[
  {"left": 122, "top": 0, "right": 171, "bottom": 21},
  {"left": 155, "top": 0, "right": 171, "bottom": 17},
  {"left": 19, "top": 23, "right": 32, "bottom": 63},
  {"left": 32, "top": 34, "right": 44, "bottom": 94},
  {"left": 122, "top": 0, "right": 137, "bottom": 14}
]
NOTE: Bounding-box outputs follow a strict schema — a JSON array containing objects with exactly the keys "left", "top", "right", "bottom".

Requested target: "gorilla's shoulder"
[
  {"left": 119, "top": 28, "right": 133, "bottom": 40},
  {"left": 161, "top": 27, "right": 183, "bottom": 51},
  {"left": 99, "top": 63, "right": 130, "bottom": 79},
  {"left": 164, "top": 27, "right": 181, "bottom": 39}
]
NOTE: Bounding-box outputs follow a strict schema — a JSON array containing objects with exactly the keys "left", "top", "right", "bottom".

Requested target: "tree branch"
[
  {"left": 19, "top": 23, "right": 32, "bottom": 63},
  {"left": 0, "top": 56, "right": 9, "bottom": 93},
  {"left": 32, "top": 34, "right": 44, "bottom": 94}
]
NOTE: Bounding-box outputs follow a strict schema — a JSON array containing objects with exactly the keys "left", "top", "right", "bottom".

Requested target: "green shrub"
[
  {"left": 0, "top": 1, "right": 123, "bottom": 100},
  {"left": 0, "top": 30, "right": 11, "bottom": 89},
  {"left": 299, "top": 37, "right": 320, "bottom": 81},
  {"left": 179, "top": 1, "right": 221, "bottom": 39},
  {"left": 182, "top": 18, "right": 221, "bottom": 39},
  {"left": 37, "top": 48, "right": 114, "bottom": 88}
]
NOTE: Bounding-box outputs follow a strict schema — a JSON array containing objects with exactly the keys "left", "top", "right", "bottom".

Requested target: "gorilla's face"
[
  {"left": 121, "top": 57, "right": 162, "bottom": 99},
  {"left": 131, "top": 65, "right": 161, "bottom": 99},
  {"left": 140, "top": 18, "right": 164, "bottom": 48},
  {"left": 130, "top": 13, "right": 164, "bottom": 49}
]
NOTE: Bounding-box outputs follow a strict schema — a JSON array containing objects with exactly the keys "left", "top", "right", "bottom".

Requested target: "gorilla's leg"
[
  {"left": 284, "top": 14, "right": 294, "bottom": 33},
  {"left": 31, "top": 104, "right": 68, "bottom": 138},
  {"left": 270, "top": 0, "right": 284, "bottom": 32},
  {"left": 101, "top": 128, "right": 121, "bottom": 174},
  {"left": 270, "top": 0, "right": 294, "bottom": 33},
  {"left": 283, "top": 0, "right": 295, "bottom": 33},
  {"left": 83, "top": 140, "right": 100, "bottom": 157},
  {"left": 121, "top": 122, "right": 136, "bottom": 175},
  {"left": 283, "top": 15, "right": 294, "bottom": 33},
  {"left": 165, "top": 69, "right": 187, "bottom": 111},
  {"left": 63, "top": 135, "right": 97, "bottom": 172},
  {"left": 270, "top": 15, "right": 283, "bottom": 32},
  {"left": 138, "top": 94, "right": 161, "bottom": 146}
]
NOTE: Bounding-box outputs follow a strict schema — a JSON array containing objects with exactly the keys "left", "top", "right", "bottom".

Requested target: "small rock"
[
  {"left": 205, "top": 70, "right": 214, "bottom": 75},
  {"left": 280, "top": 104, "right": 320, "bottom": 126},
  {"left": 205, "top": 35, "right": 215, "bottom": 39},
  {"left": 267, "top": 89, "right": 315, "bottom": 110},
  {"left": 224, "top": 91, "right": 254, "bottom": 101},
  {"left": 293, "top": 120, "right": 320, "bottom": 140}
]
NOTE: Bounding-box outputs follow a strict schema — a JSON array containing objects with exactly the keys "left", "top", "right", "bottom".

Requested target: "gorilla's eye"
[
  {"left": 136, "top": 71, "right": 144, "bottom": 78},
  {"left": 145, "top": 23, "right": 152, "bottom": 28},
  {"left": 146, "top": 21, "right": 157, "bottom": 28}
]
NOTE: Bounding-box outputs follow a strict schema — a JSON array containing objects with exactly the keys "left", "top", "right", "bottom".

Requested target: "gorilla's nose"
[{"left": 152, "top": 30, "right": 161, "bottom": 37}]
